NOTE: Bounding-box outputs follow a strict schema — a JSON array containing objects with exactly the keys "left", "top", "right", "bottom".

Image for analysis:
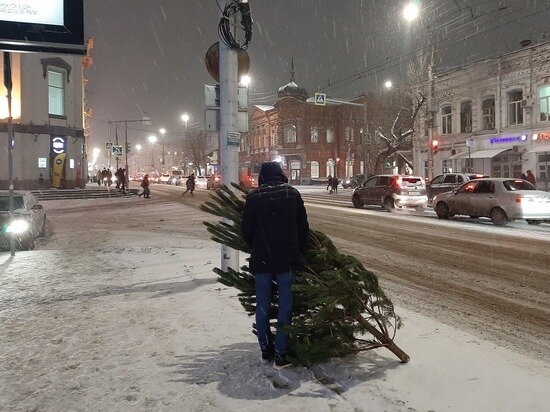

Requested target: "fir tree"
[{"left": 201, "top": 184, "right": 409, "bottom": 365}]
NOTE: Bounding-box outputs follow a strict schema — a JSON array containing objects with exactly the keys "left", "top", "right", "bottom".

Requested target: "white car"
[
  {"left": 159, "top": 173, "right": 171, "bottom": 184},
  {"left": 0, "top": 191, "right": 46, "bottom": 250},
  {"left": 195, "top": 176, "right": 207, "bottom": 189},
  {"left": 433, "top": 178, "right": 550, "bottom": 226}
]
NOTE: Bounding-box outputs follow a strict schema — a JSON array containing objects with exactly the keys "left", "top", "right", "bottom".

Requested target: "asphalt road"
[{"left": 150, "top": 183, "right": 550, "bottom": 362}]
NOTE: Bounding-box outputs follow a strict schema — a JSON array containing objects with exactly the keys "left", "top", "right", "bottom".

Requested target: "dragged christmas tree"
[{"left": 201, "top": 184, "right": 409, "bottom": 365}]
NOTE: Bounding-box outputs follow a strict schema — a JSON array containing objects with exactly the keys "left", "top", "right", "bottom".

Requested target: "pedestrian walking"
[
  {"left": 115, "top": 168, "right": 123, "bottom": 189},
  {"left": 526, "top": 170, "right": 536, "bottom": 186},
  {"left": 331, "top": 176, "right": 339, "bottom": 194},
  {"left": 138, "top": 174, "right": 150, "bottom": 198},
  {"left": 241, "top": 161, "right": 310, "bottom": 370},
  {"left": 119, "top": 168, "right": 126, "bottom": 192},
  {"left": 182, "top": 173, "right": 196, "bottom": 196},
  {"left": 101, "top": 168, "right": 108, "bottom": 186},
  {"left": 327, "top": 175, "right": 333, "bottom": 192}
]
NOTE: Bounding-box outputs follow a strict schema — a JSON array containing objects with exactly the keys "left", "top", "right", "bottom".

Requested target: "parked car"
[
  {"left": 426, "top": 173, "right": 488, "bottom": 205},
  {"left": 0, "top": 191, "right": 46, "bottom": 250},
  {"left": 168, "top": 176, "right": 182, "bottom": 186},
  {"left": 239, "top": 174, "right": 257, "bottom": 189},
  {"left": 352, "top": 175, "right": 428, "bottom": 212},
  {"left": 207, "top": 174, "right": 222, "bottom": 190},
  {"left": 159, "top": 173, "right": 171, "bottom": 184},
  {"left": 433, "top": 178, "right": 550, "bottom": 226},
  {"left": 195, "top": 175, "right": 208, "bottom": 189}
]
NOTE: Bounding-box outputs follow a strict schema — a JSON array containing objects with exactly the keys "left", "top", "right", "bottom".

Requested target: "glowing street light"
[
  {"left": 240, "top": 74, "right": 252, "bottom": 87},
  {"left": 135, "top": 144, "right": 142, "bottom": 151},
  {"left": 403, "top": 2, "right": 420, "bottom": 22},
  {"left": 180, "top": 113, "right": 190, "bottom": 124},
  {"left": 92, "top": 147, "right": 100, "bottom": 155},
  {"left": 384, "top": 80, "right": 393, "bottom": 89},
  {"left": 148, "top": 135, "right": 157, "bottom": 144}
]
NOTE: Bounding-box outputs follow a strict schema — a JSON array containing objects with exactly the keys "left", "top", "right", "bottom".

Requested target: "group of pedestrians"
[
  {"left": 521, "top": 170, "right": 537, "bottom": 186},
  {"left": 137, "top": 172, "right": 197, "bottom": 199},
  {"left": 96, "top": 168, "right": 112, "bottom": 186},
  {"left": 326, "top": 175, "right": 339, "bottom": 194}
]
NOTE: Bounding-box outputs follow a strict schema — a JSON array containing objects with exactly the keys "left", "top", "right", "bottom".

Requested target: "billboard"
[{"left": 0, "top": 0, "right": 84, "bottom": 55}]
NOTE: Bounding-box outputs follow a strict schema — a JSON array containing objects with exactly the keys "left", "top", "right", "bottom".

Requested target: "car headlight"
[{"left": 6, "top": 219, "right": 30, "bottom": 234}]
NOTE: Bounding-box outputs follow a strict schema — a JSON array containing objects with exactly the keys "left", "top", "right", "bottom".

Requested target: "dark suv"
[
  {"left": 426, "top": 173, "right": 488, "bottom": 205},
  {"left": 352, "top": 174, "right": 428, "bottom": 212}
]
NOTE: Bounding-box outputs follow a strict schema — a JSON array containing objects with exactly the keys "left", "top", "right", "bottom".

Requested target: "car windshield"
[
  {"left": 400, "top": 177, "right": 423, "bottom": 187},
  {"left": 0, "top": 196, "right": 25, "bottom": 211},
  {"left": 503, "top": 180, "right": 536, "bottom": 191}
]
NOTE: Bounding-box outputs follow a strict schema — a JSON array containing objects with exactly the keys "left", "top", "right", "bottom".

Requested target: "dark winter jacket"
[{"left": 241, "top": 162, "right": 310, "bottom": 274}]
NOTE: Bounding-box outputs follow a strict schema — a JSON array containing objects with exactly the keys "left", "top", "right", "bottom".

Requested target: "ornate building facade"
[{"left": 415, "top": 41, "right": 550, "bottom": 189}]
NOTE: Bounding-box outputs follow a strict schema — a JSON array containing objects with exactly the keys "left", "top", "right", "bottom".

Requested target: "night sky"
[{"left": 84, "top": 0, "right": 549, "bottom": 154}]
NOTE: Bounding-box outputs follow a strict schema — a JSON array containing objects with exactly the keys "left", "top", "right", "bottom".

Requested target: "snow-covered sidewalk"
[{"left": 0, "top": 197, "right": 548, "bottom": 411}]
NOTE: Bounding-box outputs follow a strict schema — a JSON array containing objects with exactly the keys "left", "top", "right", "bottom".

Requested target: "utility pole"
[
  {"left": 115, "top": 124, "right": 119, "bottom": 170},
  {"left": 4, "top": 52, "right": 15, "bottom": 255},
  {"left": 427, "top": 38, "right": 436, "bottom": 180},
  {"left": 219, "top": 12, "right": 240, "bottom": 272},
  {"left": 124, "top": 121, "right": 129, "bottom": 189},
  {"left": 363, "top": 105, "right": 369, "bottom": 178}
]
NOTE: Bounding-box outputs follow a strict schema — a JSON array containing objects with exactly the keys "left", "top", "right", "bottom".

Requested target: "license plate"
[{"left": 409, "top": 191, "right": 420, "bottom": 196}]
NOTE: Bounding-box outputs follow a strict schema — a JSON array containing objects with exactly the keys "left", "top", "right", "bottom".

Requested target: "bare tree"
[{"left": 185, "top": 129, "right": 216, "bottom": 176}]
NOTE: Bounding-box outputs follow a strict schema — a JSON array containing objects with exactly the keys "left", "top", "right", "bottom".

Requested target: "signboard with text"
[{"left": 0, "top": 0, "right": 84, "bottom": 54}]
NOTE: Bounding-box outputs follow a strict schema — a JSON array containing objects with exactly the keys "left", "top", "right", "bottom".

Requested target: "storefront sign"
[
  {"left": 489, "top": 135, "right": 527, "bottom": 144},
  {"left": 532, "top": 132, "right": 550, "bottom": 141},
  {"left": 51, "top": 136, "right": 66, "bottom": 154}
]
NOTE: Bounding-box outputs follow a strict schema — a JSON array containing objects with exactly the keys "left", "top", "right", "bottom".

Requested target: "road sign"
[
  {"left": 112, "top": 145, "right": 123, "bottom": 156},
  {"left": 106, "top": 141, "right": 114, "bottom": 149},
  {"left": 143, "top": 116, "right": 151, "bottom": 126},
  {"left": 227, "top": 131, "right": 240, "bottom": 151},
  {"left": 314, "top": 93, "right": 326, "bottom": 106},
  {"left": 466, "top": 138, "right": 474, "bottom": 147}
]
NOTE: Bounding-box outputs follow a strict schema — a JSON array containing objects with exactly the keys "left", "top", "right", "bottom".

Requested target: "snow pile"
[{"left": 0, "top": 197, "right": 548, "bottom": 411}]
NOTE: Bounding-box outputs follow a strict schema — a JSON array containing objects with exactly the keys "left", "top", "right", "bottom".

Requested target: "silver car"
[
  {"left": 433, "top": 178, "right": 550, "bottom": 226},
  {"left": 0, "top": 191, "right": 46, "bottom": 250},
  {"left": 352, "top": 174, "right": 428, "bottom": 212}
]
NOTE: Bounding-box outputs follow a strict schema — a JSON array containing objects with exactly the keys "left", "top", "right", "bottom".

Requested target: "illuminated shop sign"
[
  {"left": 532, "top": 132, "right": 550, "bottom": 141},
  {"left": 489, "top": 135, "right": 527, "bottom": 144},
  {"left": 0, "top": 0, "right": 64, "bottom": 26},
  {"left": 51, "top": 136, "right": 66, "bottom": 154}
]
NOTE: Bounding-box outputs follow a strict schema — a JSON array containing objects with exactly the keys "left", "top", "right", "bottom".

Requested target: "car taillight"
[
  {"left": 515, "top": 196, "right": 534, "bottom": 204},
  {"left": 391, "top": 177, "right": 401, "bottom": 190}
]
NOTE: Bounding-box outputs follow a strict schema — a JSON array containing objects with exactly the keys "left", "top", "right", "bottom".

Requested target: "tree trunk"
[{"left": 355, "top": 314, "right": 410, "bottom": 363}]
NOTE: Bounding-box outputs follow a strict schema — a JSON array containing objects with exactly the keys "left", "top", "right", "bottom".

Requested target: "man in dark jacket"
[{"left": 241, "top": 162, "right": 309, "bottom": 369}]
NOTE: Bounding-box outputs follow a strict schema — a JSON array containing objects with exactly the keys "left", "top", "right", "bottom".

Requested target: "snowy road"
[{"left": 0, "top": 188, "right": 549, "bottom": 411}]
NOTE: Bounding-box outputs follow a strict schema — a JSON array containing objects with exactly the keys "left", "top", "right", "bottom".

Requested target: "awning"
[
  {"left": 448, "top": 151, "right": 468, "bottom": 160},
  {"left": 469, "top": 148, "right": 511, "bottom": 159},
  {"left": 526, "top": 145, "right": 550, "bottom": 153}
]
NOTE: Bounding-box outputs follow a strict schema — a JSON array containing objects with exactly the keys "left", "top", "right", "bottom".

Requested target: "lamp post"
[
  {"left": 180, "top": 113, "right": 190, "bottom": 169},
  {"left": 148, "top": 135, "right": 157, "bottom": 171},
  {"left": 135, "top": 144, "right": 142, "bottom": 173},
  {"left": 159, "top": 128, "right": 166, "bottom": 171},
  {"left": 404, "top": 1, "right": 435, "bottom": 179}
]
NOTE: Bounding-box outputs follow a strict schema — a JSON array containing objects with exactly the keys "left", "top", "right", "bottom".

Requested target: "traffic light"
[
  {"left": 125, "top": 143, "right": 131, "bottom": 153},
  {"left": 431, "top": 139, "right": 439, "bottom": 154}
]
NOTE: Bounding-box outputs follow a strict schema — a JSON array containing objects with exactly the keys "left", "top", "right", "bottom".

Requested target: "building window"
[
  {"left": 326, "top": 128, "right": 334, "bottom": 143},
  {"left": 482, "top": 98, "right": 495, "bottom": 130},
  {"left": 538, "top": 153, "right": 550, "bottom": 181},
  {"left": 540, "top": 85, "right": 550, "bottom": 122},
  {"left": 345, "top": 126, "right": 354, "bottom": 142},
  {"left": 326, "top": 161, "right": 334, "bottom": 177},
  {"left": 442, "top": 106, "right": 452, "bottom": 134},
  {"left": 460, "top": 101, "right": 472, "bottom": 133},
  {"left": 310, "top": 161, "right": 319, "bottom": 178},
  {"left": 48, "top": 70, "right": 65, "bottom": 117},
  {"left": 284, "top": 124, "right": 296, "bottom": 143},
  {"left": 310, "top": 126, "right": 319, "bottom": 143},
  {"left": 508, "top": 90, "right": 523, "bottom": 126}
]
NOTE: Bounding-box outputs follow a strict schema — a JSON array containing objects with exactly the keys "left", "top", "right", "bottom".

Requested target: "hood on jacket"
[{"left": 258, "top": 162, "right": 288, "bottom": 186}]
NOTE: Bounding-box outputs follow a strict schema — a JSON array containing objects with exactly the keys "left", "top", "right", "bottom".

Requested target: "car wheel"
[
  {"left": 526, "top": 219, "right": 542, "bottom": 226},
  {"left": 435, "top": 202, "right": 451, "bottom": 219},
  {"left": 415, "top": 205, "right": 425, "bottom": 213},
  {"left": 352, "top": 195, "right": 364, "bottom": 209},
  {"left": 490, "top": 207, "right": 508, "bottom": 227},
  {"left": 383, "top": 197, "right": 395, "bottom": 212}
]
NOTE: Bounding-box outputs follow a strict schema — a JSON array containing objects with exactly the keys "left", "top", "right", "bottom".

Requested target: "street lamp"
[
  {"left": 384, "top": 80, "right": 393, "bottom": 90},
  {"left": 148, "top": 135, "right": 157, "bottom": 171},
  {"left": 159, "top": 128, "right": 166, "bottom": 171},
  {"left": 403, "top": 2, "right": 419, "bottom": 22},
  {"left": 240, "top": 74, "right": 252, "bottom": 87},
  {"left": 181, "top": 113, "right": 190, "bottom": 169}
]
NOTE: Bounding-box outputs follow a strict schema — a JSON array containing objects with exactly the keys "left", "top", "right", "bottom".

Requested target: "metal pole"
[
  {"left": 468, "top": 146, "right": 471, "bottom": 173},
  {"left": 124, "top": 120, "right": 129, "bottom": 191},
  {"left": 363, "top": 105, "right": 369, "bottom": 178},
  {"left": 115, "top": 124, "right": 119, "bottom": 170},
  {"left": 4, "top": 52, "right": 15, "bottom": 256},
  {"left": 427, "top": 39, "right": 436, "bottom": 180},
  {"left": 545, "top": 151, "right": 549, "bottom": 191},
  {"left": 219, "top": 13, "right": 240, "bottom": 272}
]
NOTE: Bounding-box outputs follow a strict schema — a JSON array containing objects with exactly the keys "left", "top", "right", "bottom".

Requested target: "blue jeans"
[{"left": 255, "top": 271, "right": 294, "bottom": 355}]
